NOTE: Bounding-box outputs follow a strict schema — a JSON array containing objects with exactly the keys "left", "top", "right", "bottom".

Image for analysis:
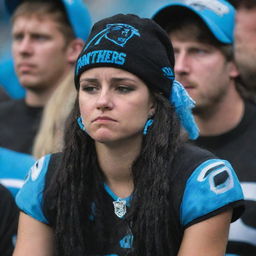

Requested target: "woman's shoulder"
[
  {"left": 177, "top": 142, "right": 216, "bottom": 161},
  {"left": 171, "top": 143, "right": 244, "bottom": 228},
  {"left": 171, "top": 142, "right": 216, "bottom": 180},
  {"left": 15, "top": 152, "right": 63, "bottom": 224},
  {"left": 45, "top": 152, "right": 63, "bottom": 181}
]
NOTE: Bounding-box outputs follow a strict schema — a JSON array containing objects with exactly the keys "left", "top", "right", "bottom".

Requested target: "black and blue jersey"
[{"left": 16, "top": 143, "right": 244, "bottom": 255}]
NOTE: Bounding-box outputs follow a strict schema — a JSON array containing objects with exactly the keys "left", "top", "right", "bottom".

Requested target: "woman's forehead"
[{"left": 80, "top": 67, "right": 143, "bottom": 82}]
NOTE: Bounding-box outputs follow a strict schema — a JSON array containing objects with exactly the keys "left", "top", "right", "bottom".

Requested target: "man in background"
[
  {"left": 153, "top": 0, "right": 256, "bottom": 255},
  {"left": 229, "top": 0, "right": 256, "bottom": 96},
  {"left": 0, "top": 0, "right": 91, "bottom": 196},
  {"left": 0, "top": 0, "right": 91, "bottom": 154}
]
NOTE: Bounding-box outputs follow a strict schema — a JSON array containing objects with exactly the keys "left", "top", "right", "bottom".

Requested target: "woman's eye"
[
  {"left": 116, "top": 86, "right": 134, "bottom": 93},
  {"left": 81, "top": 85, "right": 97, "bottom": 93}
]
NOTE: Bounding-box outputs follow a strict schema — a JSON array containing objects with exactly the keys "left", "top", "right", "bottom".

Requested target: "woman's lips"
[{"left": 93, "top": 116, "right": 117, "bottom": 123}]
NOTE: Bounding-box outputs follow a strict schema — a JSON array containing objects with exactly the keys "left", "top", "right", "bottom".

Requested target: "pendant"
[{"left": 113, "top": 198, "right": 127, "bottom": 218}]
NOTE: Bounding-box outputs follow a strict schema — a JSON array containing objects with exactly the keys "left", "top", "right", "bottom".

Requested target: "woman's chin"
[{"left": 91, "top": 132, "right": 116, "bottom": 144}]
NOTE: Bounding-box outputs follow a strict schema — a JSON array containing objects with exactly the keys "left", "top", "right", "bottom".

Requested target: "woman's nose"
[{"left": 96, "top": 90, "right": 114, "bottom": 111}]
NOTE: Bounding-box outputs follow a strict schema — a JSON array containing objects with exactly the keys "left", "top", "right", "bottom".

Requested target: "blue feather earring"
[
  {"left": 143, "top": 119, "right": 153, "bottom": 135},
  {"left": 143, "top": 113, "right": 154, "bottom": 135},
  {"left": 77, "top": 116, "right": 86, "bottom": 132}
]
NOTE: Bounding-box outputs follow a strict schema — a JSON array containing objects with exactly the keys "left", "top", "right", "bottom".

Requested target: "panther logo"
[
  {"left": 162, "top": 67, "right": 175, "bottom": 82},
  {"left": 84, "top": 23, "right": 140, "bottom": 51}
]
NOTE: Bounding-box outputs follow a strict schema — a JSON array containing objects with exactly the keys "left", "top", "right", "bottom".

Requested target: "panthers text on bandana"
[{"left": 76, "top": 50, "right": 126, "bottom": 73}]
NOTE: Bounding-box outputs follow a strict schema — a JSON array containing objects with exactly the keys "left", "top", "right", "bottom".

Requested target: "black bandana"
[{"left": 75, "top": 14, "right": 175, "bottom": 99}]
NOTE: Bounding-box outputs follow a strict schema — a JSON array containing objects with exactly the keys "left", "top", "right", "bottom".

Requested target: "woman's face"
[{"left": 79, "top": 67, "right": 155, "bottom": 144}]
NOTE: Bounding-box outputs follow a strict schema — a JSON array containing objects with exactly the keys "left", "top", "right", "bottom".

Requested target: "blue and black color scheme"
[{"left": 15, "top": 148, "right": 244, "bottom": 255}]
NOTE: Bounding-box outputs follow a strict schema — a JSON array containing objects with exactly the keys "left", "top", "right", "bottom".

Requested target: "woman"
[{"left": 14, "top": 14, "right": 244, "bottom": 256}]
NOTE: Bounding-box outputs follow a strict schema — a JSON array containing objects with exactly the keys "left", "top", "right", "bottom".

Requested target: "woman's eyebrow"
[
  {"left": 110, "top": 77, "right": 136, "bottom": 83},
  {"left": 79, "top": 78, "right": 98, "bottom": 83},
  {"left": 80, "top": 77, "right": 137, "bottom": 83}
]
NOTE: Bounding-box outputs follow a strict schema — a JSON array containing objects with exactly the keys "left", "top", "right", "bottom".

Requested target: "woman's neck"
[{"left": 95, "top": 137, "right": 142, "bottom": 198}]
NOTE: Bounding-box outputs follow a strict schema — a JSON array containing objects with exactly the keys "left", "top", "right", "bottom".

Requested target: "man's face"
[
  {"left": 170, "top": 35, "right": 234, "bottom": 113},
  {"left": 235, "top": 8, "right": 256, "bottom": 92},
  {"left": 12, "top": 14, "right": 71, "bottom": 92}
]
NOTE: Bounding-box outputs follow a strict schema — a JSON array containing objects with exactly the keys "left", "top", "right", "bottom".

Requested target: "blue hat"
[
  {"left": 5, "top": 0, "right": 92, "bottom": 41},
  {"left": 152, "top": 0, "right": 235, "bottom": 44}
]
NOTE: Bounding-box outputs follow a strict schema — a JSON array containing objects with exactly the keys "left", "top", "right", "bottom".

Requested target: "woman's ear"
[
  {"left": 149, "top": 96, "right": 156, "bottom": 117},
  {"left": 66, "top": 38, "right": 84, "bottom": 64},
  {"left": 149, "top": 108, "right": 155, "bottom": 118}
]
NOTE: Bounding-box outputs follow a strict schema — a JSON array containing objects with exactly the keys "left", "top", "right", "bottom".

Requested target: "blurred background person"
[
  {"left": 0, "top": 0, "right": 91, "bottom": 155},
  {"left": 229, "top": 0, "right": 256, "bottom": 97},
  {"left": 153, "top": 0, "right": 256, "bottom": 255}
]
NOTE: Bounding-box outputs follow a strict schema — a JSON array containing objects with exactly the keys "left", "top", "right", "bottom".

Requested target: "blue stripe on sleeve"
[
  {"left": 180, "top": 159, "right": 244, "bottom": 227},
  {"left": 15, "top": 154, "right": 52, "bottom": 224}
]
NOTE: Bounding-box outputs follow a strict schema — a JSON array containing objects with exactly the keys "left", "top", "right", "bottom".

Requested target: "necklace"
[{"left": 113, "top": 198, "right": 127, "bottom": 218}]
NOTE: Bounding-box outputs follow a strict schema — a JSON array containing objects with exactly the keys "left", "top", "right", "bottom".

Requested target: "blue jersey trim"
[
  {"left": 0, "top": 147, "right": 35, "bottom": 197},
  {"left": 16, "top": 154, "right": 52, "bottom": 224},
  {"left": 180, "top": 159, "right": 244, "bottom": 226}
]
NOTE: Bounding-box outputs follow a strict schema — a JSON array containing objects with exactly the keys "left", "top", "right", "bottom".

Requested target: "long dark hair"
[{"left": 44, "top": 91, "right": 182, "bottom": 256}]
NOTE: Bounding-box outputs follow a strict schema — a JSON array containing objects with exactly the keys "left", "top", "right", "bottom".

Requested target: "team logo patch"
[
  {"left": 84, "top": 23, "right": 140, "bottom": 51},
  {"left": 113, "top": 198, "right": 127, "bottom": 218},
  {"left": 185, "top": 0, "right": 229, "bottom": 16},
  {"left": 197, "top": 161, "right": 234, "bottom": 194}
]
